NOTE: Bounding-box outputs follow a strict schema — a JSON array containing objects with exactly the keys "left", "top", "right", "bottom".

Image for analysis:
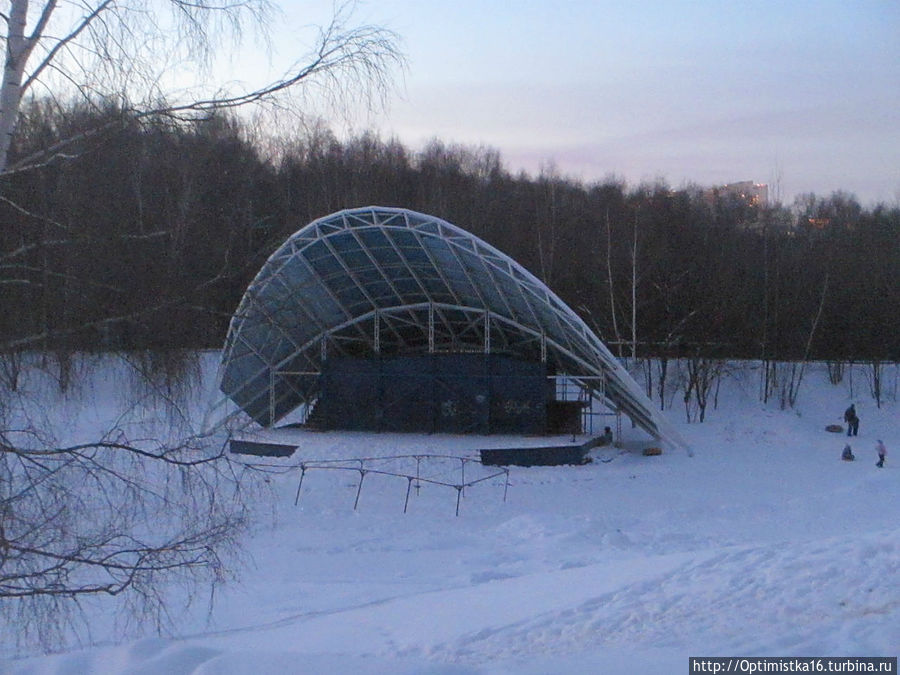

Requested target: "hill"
[{"left": 3, "top": 358, "right": 898, "bottom": 673}]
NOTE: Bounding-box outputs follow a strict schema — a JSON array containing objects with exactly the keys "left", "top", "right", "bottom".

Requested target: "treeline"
[{"left": 2, "top": 103, "right": 898, "bottom": 361}]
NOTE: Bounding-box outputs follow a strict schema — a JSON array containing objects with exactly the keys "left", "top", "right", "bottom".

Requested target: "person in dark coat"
[
  {"left": 841, "top": 444, "right": 855, "bottom": 461},
  {"left": 844, "top": 404, "right": 859, "bottom": 436}
]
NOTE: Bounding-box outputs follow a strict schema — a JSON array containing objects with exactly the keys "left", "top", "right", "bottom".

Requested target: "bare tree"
[
  {"left": 0, "top": 0, "right": 403, "bottom": 653},
  {"left": 780, "top": 273, "right": 829, "bottom": 409},
  {"left": 1, "top": 0, "right": 402, "bottom": 348},
  {"left": 535, "top": 161, "right": 560, "bottom": 286},
  {"left": 0, "top": 348, "right": 258, "bottom": 651},
  {"left": 603, "top": 208, "right": 624, "bottom": 358},
  {"left": 0, "top": 424, "right": 246, "bottom": 651},
  {"left": 682, "top": 356, "right": 725, "bottom": 423},
  {"left": 1, "top": 0, "right": 403, "bottom": 177},
  {"left": 629, "top": 212, "right": 639, "bottom": 361},
  {"left": 865, "top": 359, "right": 884, "bottom": 409},
  {"left": 826, "top": 360, "right": 844, "bottom": 385},
  {"left": 759, "top": 214, "right": 775, "bottom": 403}
]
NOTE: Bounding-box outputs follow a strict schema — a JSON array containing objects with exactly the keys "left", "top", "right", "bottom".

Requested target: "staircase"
[{"left": 302, "top": 399, "right": 328, "bottom": 430}]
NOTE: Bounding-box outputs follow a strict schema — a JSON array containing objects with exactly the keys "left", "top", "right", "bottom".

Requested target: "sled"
[{"left": 825, "top": 424, "right": 844, "bottom": 433}]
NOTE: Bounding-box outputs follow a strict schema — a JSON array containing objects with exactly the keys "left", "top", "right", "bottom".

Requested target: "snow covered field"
[{"left": 3, "top": 357, "right": 898, "bottom": 674}]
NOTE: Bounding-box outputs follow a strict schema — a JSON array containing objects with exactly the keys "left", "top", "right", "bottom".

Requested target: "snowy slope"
[{"left": 3, "top": 358, "right": 898, "bottom": 674}]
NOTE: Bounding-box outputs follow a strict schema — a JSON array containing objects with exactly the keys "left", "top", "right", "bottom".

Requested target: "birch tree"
[
  {"left": 0, "top": 0, "right": 402, "bottom": 177},
  {"left": 0, "top": 0, "right": 402, "bottom": 652}
]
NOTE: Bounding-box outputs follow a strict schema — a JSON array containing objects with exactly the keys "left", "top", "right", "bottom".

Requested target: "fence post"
[
  {"left": 294, "top": 465, "right": 307, "bottom": 506},
  {"left": 404, "top": 476, "right": 414, "bottom": 513},
  {"left": 460, "top": 458, "right": 466, "bottom": 497},
  {"left": 354, "top": 469, "right": 367, "bottom": 510}
]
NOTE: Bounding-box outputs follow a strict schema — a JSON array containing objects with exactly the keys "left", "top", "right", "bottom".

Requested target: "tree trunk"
[
  {"left": 631, "top": 214, "right": 638, "bottom": 360},
  {"left": 785, "top": 273, "right": 830, "bottom": 408},
  {"left": 605, "top": 209, "right": 623, "bottom": 357},
  {"left": 0, "top": 0, "right": 31, "bottom": 173}
]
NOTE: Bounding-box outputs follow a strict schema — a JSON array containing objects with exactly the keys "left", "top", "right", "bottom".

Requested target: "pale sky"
[{"left": 236, "top": 1, "right": 900, "bottom": 206}]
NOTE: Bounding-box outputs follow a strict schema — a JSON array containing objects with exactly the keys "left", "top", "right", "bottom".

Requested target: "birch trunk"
[{"left": 0, "top": 0, "right": 31, "bottom": 173}]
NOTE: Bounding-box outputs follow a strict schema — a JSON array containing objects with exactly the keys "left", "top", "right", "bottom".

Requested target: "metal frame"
[{"left": 215, "top": 207, "right": 682, "bottom": 448}]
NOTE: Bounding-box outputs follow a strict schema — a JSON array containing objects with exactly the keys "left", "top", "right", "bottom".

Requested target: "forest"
[{"left": 2, "top": 102, "right": 898, "bottom": 365}]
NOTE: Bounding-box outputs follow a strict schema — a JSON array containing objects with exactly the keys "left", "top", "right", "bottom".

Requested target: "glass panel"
[
  {"left": 328, "top": 231, "right": 361, "bottom": 253},
  {"left": 306, "top": 252, "right": 344, "bottom": 278},
  {"left": 357, "top": 227, "right": 391, "bottom": 249},
  {"left": 386, "top": 228, "right": 418, "bottom": 249},
  {"left": 335, "top": 284, "right": 369, "bottom": 309},
  {"left": 353, "top": 267, "right": 384, "bottom": 286},
  {"left": 303, "top": 239, "right": 329, "bottom": 261},
  {"left": 340, "top": 248, "right": 371, "bottom": 269},
  {"left": 367, "top": 280, "right": 399, "bottom": 304},
  {"left": 400, "top": 243, "right": 430, "bottom": 264}
]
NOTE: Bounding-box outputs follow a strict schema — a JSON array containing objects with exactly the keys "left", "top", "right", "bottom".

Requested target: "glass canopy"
[{"left": 218, "top": 206, "right": 679, "bottom": 446}]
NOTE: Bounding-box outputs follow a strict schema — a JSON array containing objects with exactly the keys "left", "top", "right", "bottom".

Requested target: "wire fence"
[{"left": 236, "top": 454, "right": 511, "bottom": 516}]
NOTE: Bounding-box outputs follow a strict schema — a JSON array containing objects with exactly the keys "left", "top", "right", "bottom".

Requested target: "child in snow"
[
  {"left": 841, "top": 444, "right": 855, "bottom": 461},
  {"left": 600, "top": 426, "right": 614, "bottom": 445},
  {"left": 844, "top": 404, "right": 859, "bottom": 437},
  {"left": 875, "top": 440, "right": 886, "bottom": 468}
]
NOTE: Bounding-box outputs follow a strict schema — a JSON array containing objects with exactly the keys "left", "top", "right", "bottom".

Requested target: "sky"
[{"left": 233, "top": 1, "right": 900, "bottom": 206}]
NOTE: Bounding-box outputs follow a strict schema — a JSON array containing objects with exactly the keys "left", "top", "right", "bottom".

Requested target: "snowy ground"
[{"left": 3, "top": 358, "right": 898, "bottom": 674}]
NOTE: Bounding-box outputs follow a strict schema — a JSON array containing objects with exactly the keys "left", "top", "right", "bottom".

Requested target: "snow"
[{"left": 3, "top": 357, "right": 898, "bottom": 673}]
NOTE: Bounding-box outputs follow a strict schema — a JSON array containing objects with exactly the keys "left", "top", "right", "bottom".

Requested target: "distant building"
[{"left": 704, "top": 181, "right": 769, "bottom": 208}]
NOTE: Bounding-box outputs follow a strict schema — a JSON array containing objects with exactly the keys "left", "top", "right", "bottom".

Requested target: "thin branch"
[{"left": 20, "top": 1, "right": 71, "bottom": 96}]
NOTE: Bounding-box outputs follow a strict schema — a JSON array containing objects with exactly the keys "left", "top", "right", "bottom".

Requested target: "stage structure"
[{"left": 217, "top": 207, "right": 680, "bottom": 445}]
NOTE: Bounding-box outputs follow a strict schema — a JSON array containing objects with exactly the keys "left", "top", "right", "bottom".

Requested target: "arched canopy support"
[{"left": 217, "top": 207, "right": 683, "bottom": 449}]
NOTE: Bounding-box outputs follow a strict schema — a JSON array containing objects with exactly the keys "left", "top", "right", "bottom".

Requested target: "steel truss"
[{"left": 215, "top": 207, "right": 681, "bottom": 448}]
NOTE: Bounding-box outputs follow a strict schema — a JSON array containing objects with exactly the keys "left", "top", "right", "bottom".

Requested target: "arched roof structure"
[{"left": 219, "top": 206, "right": 680, "bottom": 446}]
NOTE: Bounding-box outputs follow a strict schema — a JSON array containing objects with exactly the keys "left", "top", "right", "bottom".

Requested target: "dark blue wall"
[{"left": 314, "top": 353, "right": 547, "bottom": 434}]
